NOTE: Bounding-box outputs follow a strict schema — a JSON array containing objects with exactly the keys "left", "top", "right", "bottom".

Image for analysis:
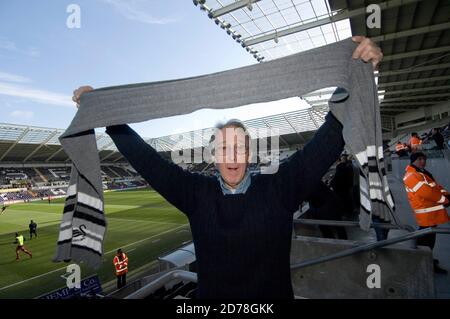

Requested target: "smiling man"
[
  {"left": 211, "top": 120, "right": 252, "bottom": 194},
  {"left": 73, "top": 36, "right": 383, "bottom": 298}
]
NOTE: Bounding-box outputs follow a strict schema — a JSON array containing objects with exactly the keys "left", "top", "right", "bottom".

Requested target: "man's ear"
[{"left": 246, "top": 149, "right": 253, "bottom": 165}]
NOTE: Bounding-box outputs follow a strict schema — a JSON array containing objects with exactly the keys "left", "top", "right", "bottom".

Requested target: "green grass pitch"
[{"left": 0, "top": 188, "right": 191, "bottom": 299}]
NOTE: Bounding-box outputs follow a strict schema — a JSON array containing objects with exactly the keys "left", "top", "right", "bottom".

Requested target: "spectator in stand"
[
  {"left": 431, "top": 128, "right": 445, "bottom": 150},
  {"left": 331, "top": 154, "right": 355, "bottom": 216},
  {"left": 305, "top": 181, "right": 348, "bottom": 240},
  {"left": 395, "top": 141, "right": 409, "bottom": 157},
  {"left": 409, "top": 132, "right": 422, "bottom": 153}
]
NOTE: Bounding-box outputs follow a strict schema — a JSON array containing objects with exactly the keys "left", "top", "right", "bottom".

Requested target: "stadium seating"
[
  {"left": 0, "top": 164, "right": 144, "bottom": 204},
  {"left": 0, "top": 191, "right": 33, "bottom": 202}
]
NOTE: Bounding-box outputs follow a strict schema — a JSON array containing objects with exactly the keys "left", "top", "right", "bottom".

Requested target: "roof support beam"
[
  {"left": 378, "top": 63, "right": 450, "bottom": 77},
  {"left": 304, "top": 88, "right": 450, "bottom": 104},
  {"left": 382, "top": 46, "right": 450, "bottom": 62},
  {"left": 372, "top": 22, "right": 450, "bottom": 42},
  {"left": 23, "top": 130, "right": 59, "bottom": 162},
  {"left": 382, "top": 93, "right": 450, "bottom": 102},
  {"left": 381, "top": 101, "right": 437, "bottom": 106},
  {"left": 243, "top": 0, "right": 422, "bottom": 46},
  {"left": 308, "top": 109, "right": 321, "bottom": 129},
  {"left": 113, "top": 154, "right": 124, "bottom": 163},
  {"left": 378, "top": 75, "right": 450, "bottom": 88},
  {"left": 384, "top": 85, "right": 450, "bottom": 96},
  {"left": 157, "top": 138, "right": 176, "bottom": 152},
  {"left": 210, "top": 0, "right": 260, "bottom": 18},
  {"left": 0, "top": 128, "right": 29, "bottom": 161},
  {"left": 262, "top": 119, "right": 289, "bottom": 147},
  {"left": 381, "top": 107, "right": 415, "bottom": 112},
  {"left": 98, "top": 140, "right": 116, "bottom": 152},
  {"left": 283, "top": 115, "right": 306, "bottom": 143},
  {"left": 45, "top": 147, "right": 65, "bottom": 162},
  {"left": 100, "top": 150, "right": 118, "bottom": 162}
]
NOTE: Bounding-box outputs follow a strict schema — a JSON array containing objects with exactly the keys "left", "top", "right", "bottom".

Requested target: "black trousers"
[
  {"left": 30, "top": 230, "right": 37, "bottom": 239},
  {"left": 117, "top": 274, "right": 127, "bottom": 289},
  {"left": 417, "top": 226, "right": 436, "bottom": 250}
]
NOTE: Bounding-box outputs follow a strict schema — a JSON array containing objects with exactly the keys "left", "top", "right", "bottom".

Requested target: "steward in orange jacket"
[
  {"left": 113, "top": 249, "right": 129, "bottom": 289},
  {"left": 409, "top": 133, "right": 422, "bottom": 152},
  {"left": 395, "top": 142, "right": 408, "bottom": 157},
  {"left": 403, "top": 152, "right": 449, "bottom": 273}
]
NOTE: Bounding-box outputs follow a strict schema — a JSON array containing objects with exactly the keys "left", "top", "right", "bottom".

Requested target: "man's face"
[
  {"left": 215, "top": 126, "right": 249, "bottom": 189},
  {"left": 414, "top": 157, "right": 426, "bottom": 169}
]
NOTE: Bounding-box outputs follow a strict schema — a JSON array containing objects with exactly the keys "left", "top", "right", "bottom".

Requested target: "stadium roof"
[
  {"left": 0, "top": 106, "right": 328, "bottom": 164},
  {"left": 2, "top": 0, "right": 448, "bottom": 164},
  {"left": 194, "top": 0, "right": 450, "bottom": 132}
]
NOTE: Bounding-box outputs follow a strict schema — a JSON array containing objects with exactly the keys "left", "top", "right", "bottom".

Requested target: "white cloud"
[
  {"left": 0, "top": 36, "right": 40, "bottom": 57},
  {"left": 0, "top": 71, "right": 32, "bottom": 83},
  {"left": 10, "top": 110, "right": 34, "bottom": 119},
  {"left": 0, "top": 82, "right": 73, "bottom": 107},
  {"left": 100, "top": 0, "right": 177, "bottom": 25}
]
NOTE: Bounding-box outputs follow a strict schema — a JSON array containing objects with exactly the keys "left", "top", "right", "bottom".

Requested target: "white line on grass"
[
  {"left": 108, "top": 217, "right": 183, "bottom": 226},
  {"left": 0, "top": 266, "right": 67, "bottom": 292},
  {"left": 0, "top": 223, "right": 189, "bottom": 292},
  {"left": 104, "top": 224, "right": 188, "bottom": 254}
]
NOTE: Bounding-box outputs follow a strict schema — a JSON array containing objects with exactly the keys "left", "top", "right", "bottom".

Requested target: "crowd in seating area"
[
  {"left": 0, "top": 191, "right": 33, "bottom": 203},
  {"left": 0, "top": 164, "right": 146, "bottom": 203},
  {"left": 105, "top": 180, "right": 146, "bottom": 190}
]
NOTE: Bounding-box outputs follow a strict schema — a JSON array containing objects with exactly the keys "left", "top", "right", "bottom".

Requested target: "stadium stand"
[{"left": 0, "top": 163, "right": 146, "bottom": 204}]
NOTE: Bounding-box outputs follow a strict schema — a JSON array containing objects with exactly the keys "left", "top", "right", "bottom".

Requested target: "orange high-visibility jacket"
[
  {"left": 113, "top": 253, "right": 129, "bottom": 276},
  {"left": 409, "top": 136, "right": 422, "bottom": 152},
  {"left": 396, "top": 143, "right": 407, "bottom": 152},
  {"left": 403, "top": 165, "right": 449, "bottom": 227}
]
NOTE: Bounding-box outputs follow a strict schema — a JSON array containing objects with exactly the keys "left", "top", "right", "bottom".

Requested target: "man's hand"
[
  {"left": 351, "top": 36, "right": 383, "bottom": 69},
  {"left": 72, "top": 85, "right": 94, "bottom": 108}
]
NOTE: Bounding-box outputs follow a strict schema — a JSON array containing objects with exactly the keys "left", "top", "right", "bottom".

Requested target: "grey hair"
[{"left": 209, "top": 119, "right": 251, "bottom": 155}]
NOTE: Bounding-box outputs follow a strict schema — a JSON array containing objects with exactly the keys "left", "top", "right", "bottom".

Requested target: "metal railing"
[
  {"left": 291, "top": 227, "right": 450, "bottom": 270},
  {"left": 124, "top": 270, "right": 197, "bottom": 299},
  {"left": 294, "top": 218, "right": 415, "bottom": 232}
]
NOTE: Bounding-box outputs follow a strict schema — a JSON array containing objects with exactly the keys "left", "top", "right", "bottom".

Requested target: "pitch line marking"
[{"left": 108, "top": 217, "right": 183, "bottom": 226}]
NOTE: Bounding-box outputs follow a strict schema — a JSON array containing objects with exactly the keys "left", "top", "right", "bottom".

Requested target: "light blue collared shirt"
[{"left": 216, "top": 170, "right": 252, "bottom": 195}]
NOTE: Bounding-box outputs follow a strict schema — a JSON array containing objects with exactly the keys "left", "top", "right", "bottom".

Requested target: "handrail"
[
  {"left": 291, "top": 227, "right": 450, "bottom": 270},
  {"left": 125, "top": 270, "right": 197, "bottom": 299},
  {"left": 294, "top": 218, "right": 416, "bottom": 232}
]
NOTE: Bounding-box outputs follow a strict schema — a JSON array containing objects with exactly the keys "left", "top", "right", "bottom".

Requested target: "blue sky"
[{"left": 0, "top": 0, "right": 309, "bottom": 138}]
